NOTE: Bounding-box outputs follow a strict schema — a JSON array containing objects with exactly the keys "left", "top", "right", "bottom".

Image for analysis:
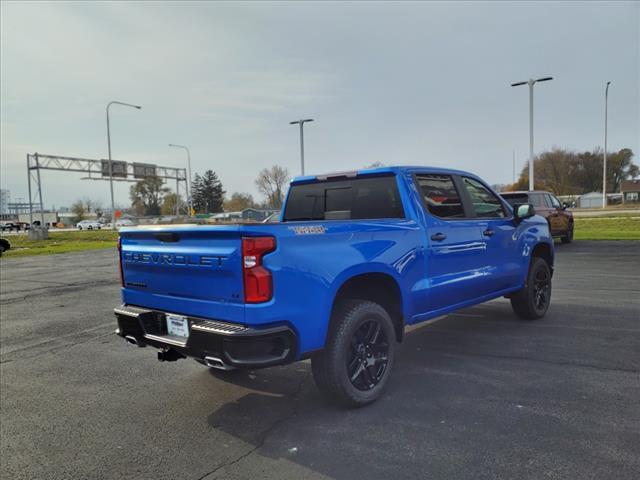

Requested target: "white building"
[
  {"left": 0, "top": 189, "right": 10, "bottom": 215},
  {"left": 577, "top": 192, "right": 604, "bottom": 209}
]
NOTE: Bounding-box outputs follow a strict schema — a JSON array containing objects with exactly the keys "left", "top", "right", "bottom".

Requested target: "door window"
[
  {"left": 461, "top": 177, "right": 506, "bottom": 218},
  {"left": 415, "top": 174, "right": 465, "bottom": 218},
  {"left": 548, "top": 194, "right": 562, "bottom": 209}
]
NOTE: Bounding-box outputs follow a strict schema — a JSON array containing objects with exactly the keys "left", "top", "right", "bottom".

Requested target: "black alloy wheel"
[
  {"left": 510, "top": 256, "right": 552, "bottom": 320},
  {"left": 311, "top": 300, "right": 396, "bottom": 406},
  {"left": 532, "top": 266, "right": 551, "bottom": 311},
  {"left": 347, "top": 319, "right": 390, "bottom": 391}
]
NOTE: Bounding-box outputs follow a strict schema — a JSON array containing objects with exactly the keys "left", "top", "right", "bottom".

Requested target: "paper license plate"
[{"left": 166, "top": 314, "right": 189, "bottom": 338}]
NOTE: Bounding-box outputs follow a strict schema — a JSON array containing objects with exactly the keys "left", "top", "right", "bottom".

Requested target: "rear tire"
[
  {"left": 511, "top": 256, "right": 552, "bottom": 320},
  {"left": 311, "top": 300, "right": 396, "bottom": 407}
]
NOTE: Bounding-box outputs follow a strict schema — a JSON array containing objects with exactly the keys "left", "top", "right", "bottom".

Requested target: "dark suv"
[{"left": 501, "top": 191, "right": 574, "bottom": 243}]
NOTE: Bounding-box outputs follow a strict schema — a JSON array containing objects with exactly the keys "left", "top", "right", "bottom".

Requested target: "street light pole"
[
  {"left": 511, "top": 77, "right": 553, "bottom": 191},
  {"left": 289, "top": 119, "right": 314, "bottom": 175},
  {"left": 603, "top": 81, "right": 611, "bottom": 208},
  {"left": 106, "top": 100, "right": 141, "bottom": 222},
  {"left": 168, "top": 144, "right": 193, "bottom": 215}
]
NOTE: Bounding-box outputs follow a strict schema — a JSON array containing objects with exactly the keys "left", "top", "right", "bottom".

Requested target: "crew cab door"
[
  {"left": 545, "top": 193, "right": 570, "bottom": 235},
  {"left": 415, "top": 173, "right": 486, "bottom": 312},
  {"left": 458, "top": 176, "right": 520, "bottom": 294}
]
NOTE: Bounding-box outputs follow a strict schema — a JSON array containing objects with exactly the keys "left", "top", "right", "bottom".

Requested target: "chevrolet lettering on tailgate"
[{"left": 123, "top": 252, "right": 227, "bottom": 267}]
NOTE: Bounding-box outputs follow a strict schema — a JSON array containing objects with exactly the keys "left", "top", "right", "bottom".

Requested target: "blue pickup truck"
[{"left": 115, "top": 166, "right": 554, "bottom": 406}]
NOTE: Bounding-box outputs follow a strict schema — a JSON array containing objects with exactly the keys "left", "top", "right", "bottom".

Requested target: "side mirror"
[
  {"left": 562, "top": 202, "right": 569, "bottom": 210},
  {"left": 514, "top": 203, "right": 535, "bottom": 222}
]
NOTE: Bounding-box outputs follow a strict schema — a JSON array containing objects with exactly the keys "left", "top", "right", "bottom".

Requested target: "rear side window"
[
  {"left": 503, "top": 192, "right": 546, "bottom": 208},
  {"left": 416, "top": 174, "right": 465, "bottom": 218},
  {"left": 501, "top": 193, "right": 528, "bottom": 207},
  {"left": 283, "top": 175, "right": 404, "bottom": 221},
  {"left": 529, "top": 194, "right": 547, "bottom": 208},
  {"left": 461, "top": 177, "right": 506, "bottom": 218}
]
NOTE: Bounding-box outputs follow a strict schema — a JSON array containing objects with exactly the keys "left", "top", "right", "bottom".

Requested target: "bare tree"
[
  {"left": 130, "top": 176, "right": 170, "bottom": 216},
  {"left": 508, "top": 147, "right": 638, "bottom": 195},
  {"left": 224, "top": 192, "right": 256, "bottom": 212},
  {"left": 255, "top": 165, "right": 290, "bottom": 209},
  {"left": 160, "top": 192, "right": 184, "bottom": 215},
  {"left": 71, "top": 200, "right": 87, "bottom": 223}
]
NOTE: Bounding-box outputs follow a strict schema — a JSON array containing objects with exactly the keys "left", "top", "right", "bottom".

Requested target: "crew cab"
[{"left": 115, "top": 166, "right": 554, "bottom": 406}]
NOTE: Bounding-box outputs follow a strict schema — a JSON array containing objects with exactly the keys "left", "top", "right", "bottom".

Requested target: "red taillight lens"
[
  {"left": 117, "top": 237, "right": 124, "bottom": 287},
  {"left": 242, "top": 236, "right": 276, "bottom": 303}
]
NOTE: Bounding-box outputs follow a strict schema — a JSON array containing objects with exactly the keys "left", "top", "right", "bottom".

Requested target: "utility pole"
[
  {"left": 168, "top": 144, "right": 193, "bottom": 215},
  {"left": 106, "top": 101, "right": 141, "bottom": 223},
  {"left": 603, "top": 81, "right": 611, "bottom": 208},
  {"left": 511, "top": 77, "right": 553, "bottom": 191},
  {"left": 289, "top": 119, "right": 314, "bottom": 175}
]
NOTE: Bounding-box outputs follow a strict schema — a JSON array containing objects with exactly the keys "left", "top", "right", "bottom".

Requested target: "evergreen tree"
[
  {"left": 192, "top": 170, "right": 225, "bottom": 213},
  {"left": 224, "top": 192, "right": 256, "bottom": 212},
  {"left": 191, "top": 174, "right": 203, "bottom": 212}
]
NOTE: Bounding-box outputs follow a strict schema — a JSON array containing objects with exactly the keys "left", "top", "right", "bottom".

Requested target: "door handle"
[
  {"left": 431, "top": 232, "right": 447, "bottom": 242},
  {"left": 483, "top": 229, "right": 495, "bottom": 237}
]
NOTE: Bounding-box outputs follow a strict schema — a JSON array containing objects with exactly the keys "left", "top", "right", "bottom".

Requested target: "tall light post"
[
  {"left": 168, "top": 144, "right": 193, "bottom": 215},
  {"left": 511, "top": 77, "right": 553, "bottom": 191},
  {"left": 106, "top": 100, "right": 141, "bottom": 222},
  {"left": 603, "top": 81, "right": 612, "bottom": 208},
  {"left": 289, "top": 118, "right": 314, "bottom": 175}
]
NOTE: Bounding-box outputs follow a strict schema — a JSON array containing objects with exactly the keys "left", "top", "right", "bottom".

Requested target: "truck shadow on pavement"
[{"left": 200, "top": 298, "right": 639, "bottom": 480}]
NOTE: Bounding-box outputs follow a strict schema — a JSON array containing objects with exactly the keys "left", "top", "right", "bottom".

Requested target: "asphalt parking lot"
[{"left": 1, "top": 242, "right": 639, "bottom": 480}]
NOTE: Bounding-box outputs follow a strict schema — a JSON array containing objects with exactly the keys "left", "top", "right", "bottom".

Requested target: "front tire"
[
  {"left": 561, "top": 225, "right": 573, "bottom": 244},
  {"left": 311, "top": 300, "right": 396, "bottom": 407},
  {"left": 511, "top": 256, "right": 552, "bottom": 320}
]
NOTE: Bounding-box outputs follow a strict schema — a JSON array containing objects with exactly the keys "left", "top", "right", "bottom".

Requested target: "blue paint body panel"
[{"left": 119, "top": 166, "right": 553, "bottom": 358}]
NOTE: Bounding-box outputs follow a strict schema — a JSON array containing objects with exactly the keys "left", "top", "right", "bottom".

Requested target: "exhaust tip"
[
  {"left": 125, "top": 335, "right": 145, "bottom": 348},
  {"left": 204, "top": 356, "right": 235, "bottom": 371}
]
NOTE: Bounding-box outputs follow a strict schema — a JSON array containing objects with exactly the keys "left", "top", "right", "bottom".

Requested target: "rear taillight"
[
  {"left": 242, "top": 236, "right": 276, "bottom": 303},
  {"left": 117, "top": 237, "right": 124, "bottom": 287}
]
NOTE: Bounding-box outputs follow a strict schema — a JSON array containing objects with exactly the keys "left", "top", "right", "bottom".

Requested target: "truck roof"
[
  {"left": 501, "top": 190, "right": 552, "bottom": 195},
  {"left": 291, "top": 165, "right": 475, "bottom": 184}
]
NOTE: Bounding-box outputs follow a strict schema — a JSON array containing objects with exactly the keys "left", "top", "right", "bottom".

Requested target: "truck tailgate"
[{"left": 119, "top": 227, "right": 245, "bottom": 322}]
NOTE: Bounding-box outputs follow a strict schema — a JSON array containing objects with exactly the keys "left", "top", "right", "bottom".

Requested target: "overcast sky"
[{"left": 1, "top": 1, "right": 638, "bottom": 209}]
